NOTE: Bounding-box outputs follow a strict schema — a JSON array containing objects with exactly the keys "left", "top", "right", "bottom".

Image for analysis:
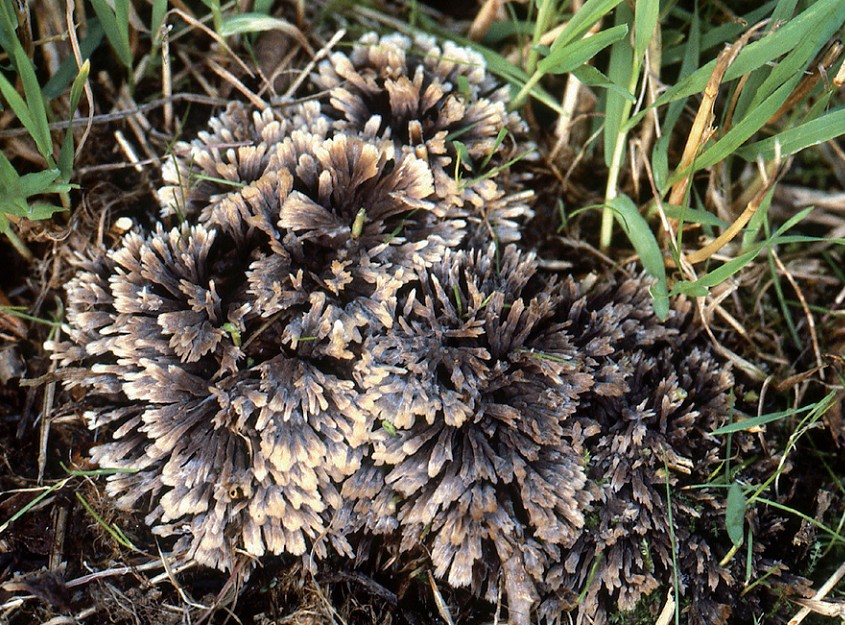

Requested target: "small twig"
[
  {"left": 788, "top": 559, "right": 845, "bottom": 624},
  {"left": 161, "top": 24, "right": 174, "bottom": 133},
  {"left": 65, "top": 0, "right": 93, "bottom": 158},
  {"left": 427, "top": 571, "right": 455, "bottom": 625},
  {"left": 65, "top": 559, "right": 168, "bottom": 588},
  {"left": 283, "top": 29, "right": 346, "bottom": 100},
  {"left": 0, "top": 93, "right": 229, "bottom": 139},
  {"left": 209, "top": 59, "right": 269, "bottom": 110},
  {"left": 48, "top": 505, "right": 68, "bottom": 572},
  {"left": 770, "top": 250, "right": 824, "bottom": 379}
]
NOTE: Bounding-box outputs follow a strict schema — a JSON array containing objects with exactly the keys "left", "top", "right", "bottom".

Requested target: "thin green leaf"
[
  {"left": 661, "top": 203, "right": 730, "bottom": 228},
  {"left": 0, "top": 480, "right": 70, "bottom": 535},
  {"left": 0, "top": 0, "right": 19, "bottom": 52},
  {"left": 603, "top": 3, "right": 634, "bottom": 167},
  {"left": 672, "top": 247, "right": 759, "bottom": 292},
  {"left": 738, "top": 18, "right": 830, "bottom": 120},
  {"left": 0, "top": 72, "right": 38, "bottom": 149},
  {"left": 712, "top": 405, "right": 812, "bottom": 435},
  {"left": 75, "top": 492, "right": 143, "bottom": 553},
  {"left": 44, "top": 24, "right": 100, "bottom": 99},
  {"left": 653, "top": 6, "right": 700, "bottom": 193},
  {"left": 0, "top": 197, "right": 29, "bottom": 218},
  {"left": 151, "top": 0, "right": 168, "bottom": 44},
  {"left": 571, "top": 65, "right": 635, "bottom": 101},
  {"left": 220, "top": 13, "right": 301, "bottom": 38},
  {"left": 662, "top": 3, "right": 774, "bottom": 65},
  {"left": 671, "top": 282, "right": 709, "bottom": 297},
  {"left": 59, "top": 59, "right": 91, "bottom": 179},
  {"left": 89, "top": 0, "right": 132, "bottom": 68},
  {"left": 607, "top": 194, "right": 669, "bottom": 318},
  {"left": 17, "top": 169, "right": 60, "bottom": 197},
  {"left": 633, "top": 0, "right": 659, "bottom": 62},
  {"left": 736, "top": 107, "right": 845, "bottom": 161},
  {"left": 726, "top": 482, "right": 746, "bottom": 547},
  {"left": 12, "top": 45, "right": 53, "bottom": 161},
  {"left": 22, "top": 202, "right": 68, "bottom": 220},
  {"left": 668, "top": 75, "right": 800, "bottom": 183},
  {"left": 538, "top": 24, "right": 628, "bottom": 74},
  {"left": 549, "top": 0, "right": 624, "bottom": 51},
  {"left": 630, "top": 0, "right": 845, "bottom": 128},
  {"left": 0, "top": 150, "right": 19, "bottom": 188}
]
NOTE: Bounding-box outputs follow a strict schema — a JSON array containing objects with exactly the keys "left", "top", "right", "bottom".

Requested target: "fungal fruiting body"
[
  {"left": 46, "top": 29, "right": 741, "bottom": 625},
  {"left": 47, "top": 223, "right": 370, "bottom": 569},
  {"left": 345, "top": 245, "right": 734, "bottom": 625}
]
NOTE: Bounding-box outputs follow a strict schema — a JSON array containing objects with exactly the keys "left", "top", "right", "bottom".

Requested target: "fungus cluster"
[{"left": 49, "top": 31, "right": 737, "bottom": 624}]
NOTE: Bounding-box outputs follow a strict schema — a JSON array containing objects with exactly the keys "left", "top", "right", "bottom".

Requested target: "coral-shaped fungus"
[
  {"left": 539, "top": 330, "right": 736, "bottom": 625},
  {"left": 344, "top": 244, "right": 733, "bottom": 624},
  {"left": 314, "top": 31, "right": 534, "bottom": 246},
  {"left": 49, "top": 59, "right": 492, "bottom": 569},
  {"left": 47, "top": 27, "right": 741, "bottom": 624},
  {"left": 47, "top": 224, "right": 371, "bottom": 570},
  {"left": 158, "top": 100, "right": 330, "bottom": 221}
]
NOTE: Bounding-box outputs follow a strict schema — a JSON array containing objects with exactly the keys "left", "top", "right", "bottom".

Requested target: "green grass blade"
[
  {"left": 662, "top": 2, "right": 775, "bottom": 65},
  {"left": 59, "top": 59, "right": 91, "bottom": 179},
  {"left": 0, "top": 72, "right": 38, "bottom": 150},
  {"left": 549, "top": 0, "right": 624, "bottom": 51},
  {"left": 75, "top": 492, "right": 143, "bottom": 553},
  {"left": 151, "top": 0, "right": 167, "bottom": 43},
  {"left": 712, "top": 404, "right": 812, "bottom": 435},
  {"left": 726, "top": 482, "right": 746, "bottom": 547},
  {"left": 17, "top": 169, "right": 60, "bottom": 197},
  {"left": 470, "top": 43, "right": 563, "bottom": 113},
  {"left": 607, "top": 194, "right": 669, "bottom": 318},
  {"left": 43, "top": 21, "right": 102, "bottom": 99},
  {"left": 12, "top": 45, "right": 53, "bottom": 162},
  {"left": 0, "top": 149, "right": 19, "bottom": 188},
  {"left": 667, "top": 75, "right": 800, "bottom": 183},
  {"left": 538, "top": 24, "right": 628, "bottom": 74},
  {"left": 660, "top": 203, "right": 730, "bottom": 228},
  {"left": 736, "top": 107, "right": 845, "bottom": 161},
  {"left": 631, "top": 0, "right": 845, "bottom": 128},
  {"left": 0, "top": 480, "right": 69, "bottom": 535},
  {"left": 633, "top": 0, "right": 659, "bottom": 62},
  {"left": 220, "top": 13, "right": 301, "bottom": 38},
  {"left": 571, "top": 65, "right": 634, "bottom": 101},
  {"left": 603, "top": 3, "right": 634, "bottom": 167},
  {"left": 89, "top": 0, "right": 132, "bottom": 68}
]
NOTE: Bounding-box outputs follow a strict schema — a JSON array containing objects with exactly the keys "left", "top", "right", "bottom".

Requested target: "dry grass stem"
[
  {"left": 788, "top": 560, "right": 845, "bottom": 624},
  {"left": 770, "top": 249, "right": 824, "bottom": 377}
]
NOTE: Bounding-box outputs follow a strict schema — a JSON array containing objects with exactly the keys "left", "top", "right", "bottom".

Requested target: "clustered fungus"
[
  {"left": 49, "top": 30, "right": 741, "bottom": 624},
  {"left": 48, "top": 223, "right": 368, "bottom": 570}
]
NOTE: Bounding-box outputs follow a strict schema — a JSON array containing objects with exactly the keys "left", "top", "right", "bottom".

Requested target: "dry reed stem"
[
  {"left": 468, "top": 0, "right": 501, "bottom": 42},
  {"left": 684, "top": 158, "right": 777, "bottom": 264},
  {"left": 788, "top": 559, "right": 845, "bottom": 624},
  {"left": 209, "top": 59, "right": 269, "bottom": 110},
  {"left": 283, "top": 29, "right": 346, "bottom": 100},
  {"left": 668, "top": 23, "right": 766, "bottom": 209},
  {"left": 65, "top": 0, "right": 93, "bottom": 158}
]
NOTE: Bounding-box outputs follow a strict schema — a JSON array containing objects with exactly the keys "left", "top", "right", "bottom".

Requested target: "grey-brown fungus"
[
  {"left": 314, "top": 32, "right": 534, "bottom": 246},
  {"left": 343, "top": 244, "right": 735, "bottom": 624},
  {"left": 47, "top": 223, "right": 368, "bottom": 570}
]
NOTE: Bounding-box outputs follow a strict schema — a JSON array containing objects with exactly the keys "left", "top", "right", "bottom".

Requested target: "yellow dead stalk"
[
  {"left": 684, "top": 173, "right": 769, "bottom": 264},
  {"left": 667, "top": 24, "right": 766, "bottom": 208}
]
